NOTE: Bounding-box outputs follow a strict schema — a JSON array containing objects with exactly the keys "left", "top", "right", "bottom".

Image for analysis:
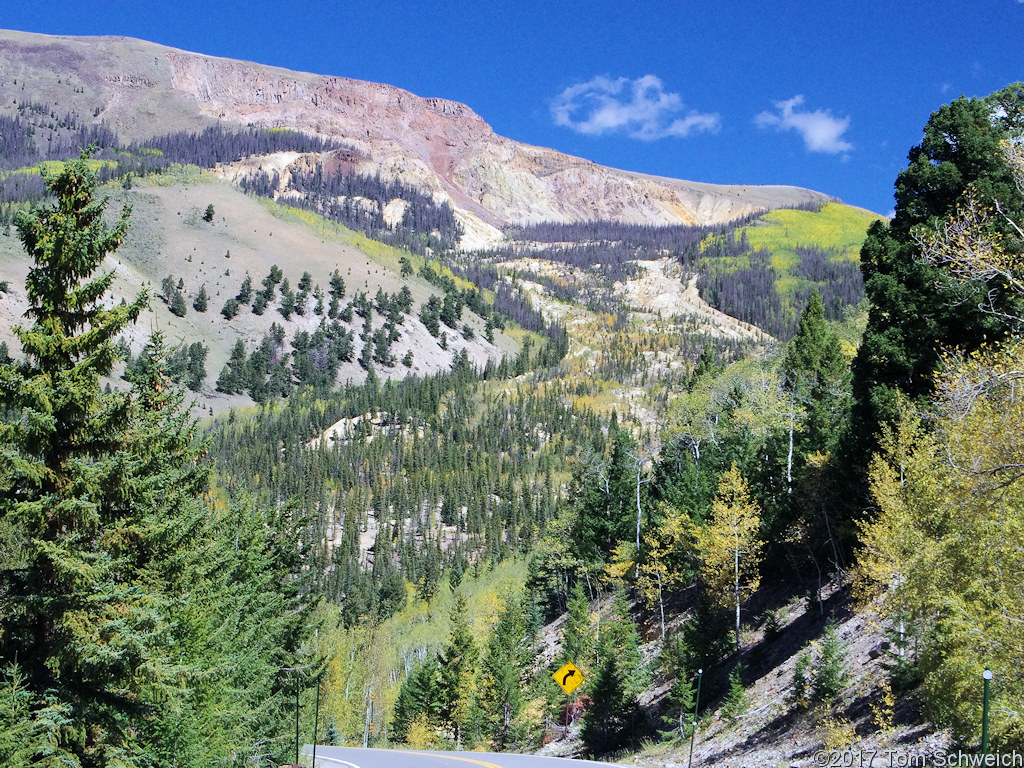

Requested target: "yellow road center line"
[{"left": 407, "top": 751, "right": 504, "bottom": 768}]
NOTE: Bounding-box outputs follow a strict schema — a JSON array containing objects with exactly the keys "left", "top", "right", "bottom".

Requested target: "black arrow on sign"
[{"left": 562, "top": 669, "right": 577, "bottom": 686}]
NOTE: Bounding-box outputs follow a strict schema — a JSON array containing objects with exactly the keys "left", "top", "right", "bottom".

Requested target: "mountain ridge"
[{"left": 0, "top": 28, "right": 831, "bottom": 246}]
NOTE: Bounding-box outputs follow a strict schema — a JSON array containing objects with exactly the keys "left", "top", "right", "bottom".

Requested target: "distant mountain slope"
[
  {"left": 0, "top": 172, "right": 517, "bottom": 412},
  {"left": 0, "top": 28, "right": 831, "bottom": 247}
]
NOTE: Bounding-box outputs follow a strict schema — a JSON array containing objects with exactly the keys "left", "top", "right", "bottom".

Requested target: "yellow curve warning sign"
[{"left": 553, "top": 661, "right": 584, "bottom": 695}]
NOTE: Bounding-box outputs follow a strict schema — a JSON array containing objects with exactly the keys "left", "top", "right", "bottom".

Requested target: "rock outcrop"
[{"left": 0, "top": 29, "right": 830, "bottom": 244}]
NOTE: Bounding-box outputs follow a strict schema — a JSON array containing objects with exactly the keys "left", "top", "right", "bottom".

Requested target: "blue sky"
[{"left": 1, "top": 0, "right": 1022, "bottom": 215}]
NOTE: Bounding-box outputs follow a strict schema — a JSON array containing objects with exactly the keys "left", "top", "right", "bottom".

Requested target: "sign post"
[
  {"left": 312, "top": 678, "right": 320, "bottom": 768},
  {"left": 688, "top": 668, "right": 703, "bottom": 768},
  {"left": 982, "top": 669, "right": 993, "bottom": 755},
  {"left": 553, "top": 661, "right": 584, "bottom": 730}
]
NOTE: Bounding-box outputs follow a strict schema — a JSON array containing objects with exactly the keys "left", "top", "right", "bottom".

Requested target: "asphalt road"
[{"left": 304, "top": 746, "right": 631, "bottom": 768}]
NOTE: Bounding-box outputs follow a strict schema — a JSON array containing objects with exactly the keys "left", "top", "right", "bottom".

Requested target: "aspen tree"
[{"left": 697, "top": 464, "right": 763, "bottom": 651}]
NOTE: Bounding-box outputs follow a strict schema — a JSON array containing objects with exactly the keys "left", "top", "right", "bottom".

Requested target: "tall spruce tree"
[
  {"left": 0, "top": 152, "right": 178, "bottom": 765},
  {"left": 658, "top": 673, "right": 695, "bottom": 740},
  {"left": 580, "top": 640, "right": 641, "bottom": 756},
  {"left": 216, "top": 339, "right": 247, "bottom": 393},
  {"left": 192, "top": 284, "right": 209, "bottom": 312},
  {"left": 847, "top": 84, "right": 1024, "bottom": 476},
  {"left": 437, "top": 594, "right": 480, "bottom": 747},
  {"left": 391, "top": 657, "right": 442, "bottom": 742},
  {"left": 559, "top": 581, "right": 594, "bottom": 667},
  {"left": 479, "top": 593, "right": 532, "bottom": 749},
  {"left": 113, "top": 332, "right": 217, "bottom": 763},
  {"left": 782, "top": 289, "right": 849, "bottom": 459}
]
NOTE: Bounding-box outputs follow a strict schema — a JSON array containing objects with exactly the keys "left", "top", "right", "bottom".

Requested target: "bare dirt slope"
[
  {"left": 614, "top": 258, "right": 766, "bottom": 343},
  {"left": 535, "top": 585, "right": 948, "bottom": 768},
  {"left": 0, "top": 171, "right": 514, "bottom": 413},
  {"left": 0, "top": 29, "right": 831, "bottom": 245}
]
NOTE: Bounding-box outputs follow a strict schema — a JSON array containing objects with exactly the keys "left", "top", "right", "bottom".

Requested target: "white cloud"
[
  {"left": 551, "top": 74, "right": 720, "bottom": 140},
  {"left": 755, "top": 95, "right": 853, "bottom": 154}
]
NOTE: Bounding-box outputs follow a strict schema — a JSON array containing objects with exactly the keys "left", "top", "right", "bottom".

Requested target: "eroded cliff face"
[{"left": 0, "top": 29, "right": 830, "bottom": 242}]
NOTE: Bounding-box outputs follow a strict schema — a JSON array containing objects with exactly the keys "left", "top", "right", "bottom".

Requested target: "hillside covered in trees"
[{"left": 2, "top": 77, "right": 1023, "bottom": 768}]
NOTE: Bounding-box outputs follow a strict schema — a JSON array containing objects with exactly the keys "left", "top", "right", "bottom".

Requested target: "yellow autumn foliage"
[
  {"left": 856, "top": 342, "right": 1024, "bottom": 748},
  {"left": 697, "top": 465, "right": 763, "bottom": 648},
  {"left": 637, "top": 503, "right": 698, "bottom": 611}
]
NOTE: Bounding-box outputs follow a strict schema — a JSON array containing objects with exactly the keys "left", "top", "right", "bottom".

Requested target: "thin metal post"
[
  {"left": 688, "top": 668, "right": 703, "bottom": 768},
  {"left": 362, "top": 687, "right": 370, "bottom": 748},
  {"left": 982, "top": 669, "right": 992, "bottom": 755},
  {"left": 295, "top": 677, "right": 301, "bottom": 766},
  {"left": 368, "top": 690, "right": 374, "bottom": 746},
  {"left": 312, "top": 678, "right": 320, "bottom": 768}
]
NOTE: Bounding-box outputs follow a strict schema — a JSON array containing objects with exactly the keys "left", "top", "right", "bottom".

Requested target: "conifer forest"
[{"left": 1, "top": 59, "right": 1023, "bottom": 768}]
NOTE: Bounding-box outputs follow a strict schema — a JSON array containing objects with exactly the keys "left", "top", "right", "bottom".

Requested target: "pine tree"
[
  {"left": 161, "top": 273, "right": 176, "bottom": 301},
  {"left": 252, "top": 291, "right": 268, "bottom": 315},
  {"left": 811, "top": 622, "right": 848, "bottom": 703},
  {"left": 398, "top": 285, "right": 413, "bottom": 314},
  {"left": 560, "top": 581, "right": 594, "bottom": 667},
  {"left": 791, "top": 649, "right": 812, "bottom": 709},
  {"left": 603, "top": 588, "right": 650, "bottom": 700},
  {"left": 479, "top": 593, "right": 532, "bottom": 749},
  {"left": 721, "top": 663, "right": 749, "bottom": 721},
  {"left": 221, "top": 297, "right": 240, "bottom": 319},
  {"left": 441, "top": 292, "right": 462, "bottom": 328},
  {"left": 170, "top": 287, "right": 188, "bottom": 317},
  {"left": 193, "top": 284, "right": 209, "bottom": 312},
  {"left": 580, "top": 646, "right": 641, "bottom": 756},
  {"left": 848, "top": 84, "right": 1024, "bottom": 479},
  {"left": 329, "top": 269, "right": 346, "bottom": 299},
  {"left": 236, "top": 273, "right": 253, "bottom": 304},
  {"left": 190, "top": 493, "right": 322, "bottom": 763},
  {"left": 216, "top": 339, "right": 247, "bottom": 393},
  {"left": 280, "top": 279, "right": 296, "bottom": 319},
  {"left": 658, "top": 673, "right": 695, "bottom": 739},
  {"left": 392, "top": 657, "right": 441, "bottom": 742},
  {"left": 0, "top": 152, "right": 186, "bottom": 764},
  {"left": 324, "top": 717, "right": 340, "bottom": 746},
  {"left": 688, "top": 340, "right": 723, "bottom": 390},
  {"left": 261, "top": 266, "right": 281, "bottom": 301},
  {"left": 437, "top": 594, "right": 480, "bottom": 747},
  {"left": 783, "top": 290, "right": 848, "bottom": 457},
  {"left": 420, "top": 295, "right": 442, "bottom": 337},
  {"left": 185, "top": 341, "right": 208, "bottom": 391}
]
